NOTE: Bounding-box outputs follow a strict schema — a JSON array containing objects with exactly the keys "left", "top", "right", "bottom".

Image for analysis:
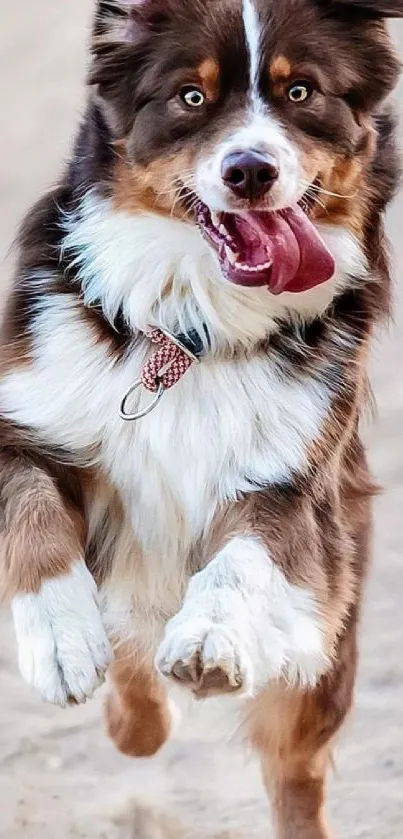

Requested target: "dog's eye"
[
  {"left": 180, "top": 87, "right": 206, "bottom": 108},
  {"left": 287, "top": 82, "right": 312, "bottom": 104}
]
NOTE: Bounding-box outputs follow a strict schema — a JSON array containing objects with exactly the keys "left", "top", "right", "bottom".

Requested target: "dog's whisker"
[
  {"left": 301, "top": 180, "right": 357, "bottom": 201},
  {"left": 305, "top": 190, "right": 328, "bottom": 213}
]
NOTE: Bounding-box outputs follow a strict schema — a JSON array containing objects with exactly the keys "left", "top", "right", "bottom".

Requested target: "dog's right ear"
[
  {"left": 89, "top": 1, "right": 153, "bottom": 135},
  {"left": 91, "top": 0, "right": 148, "bottom": 67}
]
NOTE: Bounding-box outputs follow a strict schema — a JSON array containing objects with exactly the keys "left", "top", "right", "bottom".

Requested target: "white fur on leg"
[
  {"left": 156, "top": 537, "right": 327, "bottom": 698},
  {"left": 11, "top": 561, "right": 113, "bottom": 707}
]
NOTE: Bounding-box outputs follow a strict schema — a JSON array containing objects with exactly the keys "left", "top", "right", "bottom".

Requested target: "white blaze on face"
[
  {"left": 195, "top": 0, "right": 303, "bottom": 212},
  {"left": 242, "top": 0, "right": 263, "bottom": 107}
]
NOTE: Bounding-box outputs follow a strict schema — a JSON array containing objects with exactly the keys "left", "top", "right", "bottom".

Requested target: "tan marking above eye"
[
  {"left": 197, "top": 58, "right": 220, "bottom": 102},
  {"left": 270, "top": 56, "right": 292, "bottom": 82}
]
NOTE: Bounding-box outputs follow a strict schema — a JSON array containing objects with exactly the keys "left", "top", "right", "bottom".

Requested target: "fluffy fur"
[
  {"left": 12, "top": 561, "right": 112, "bottom": 706},
  {"left": 1, "top": 1, "right": 402, "bottom": 837}
]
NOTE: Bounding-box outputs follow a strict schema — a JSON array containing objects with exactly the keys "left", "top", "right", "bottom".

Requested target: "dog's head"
[{"left": 89, "top": 0, "right": 401, "bottom": 297}]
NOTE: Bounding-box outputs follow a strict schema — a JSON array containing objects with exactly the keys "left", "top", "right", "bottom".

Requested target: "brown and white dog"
[{"left": 1, "top": 0, "right": 402, "bottom": 836}]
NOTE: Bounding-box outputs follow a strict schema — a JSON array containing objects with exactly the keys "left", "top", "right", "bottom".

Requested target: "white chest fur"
[
  {"left": 1, "top": 294, "right": 330, "bottom": 540},
  {"left": 0, "top": 298, "right": 331, "bottom": 648},
  {"left": 1, "top": 196, "right": 367, "bottom": 648}
]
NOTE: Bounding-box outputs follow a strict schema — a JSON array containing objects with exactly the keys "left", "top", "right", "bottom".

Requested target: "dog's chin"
[{"left": 191, "top": 196, "right": 336, "bottom": 296}]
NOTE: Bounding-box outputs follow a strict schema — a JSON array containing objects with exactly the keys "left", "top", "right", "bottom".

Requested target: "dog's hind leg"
[
  {"left": 249, "top": 622, "right": 357, "bottom": 839},
  {"left": 105, "top": 643, "right": 173, "bottom": 758},
  {"left": 264, "top": 744, "right": 332, "bottom": 839}
]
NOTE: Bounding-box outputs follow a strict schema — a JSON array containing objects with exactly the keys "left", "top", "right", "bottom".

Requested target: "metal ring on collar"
[{"left": 119, "top": 379, "right": 165, "bottom": 422}]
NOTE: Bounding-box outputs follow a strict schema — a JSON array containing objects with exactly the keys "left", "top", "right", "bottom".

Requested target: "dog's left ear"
[{"left": 331, "top": 0, "right": 403, "bottom": 16}]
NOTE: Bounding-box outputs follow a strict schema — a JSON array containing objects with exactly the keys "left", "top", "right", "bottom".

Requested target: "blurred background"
[{"left": 0, "top": 4, "right": 403, "bottom": 838}]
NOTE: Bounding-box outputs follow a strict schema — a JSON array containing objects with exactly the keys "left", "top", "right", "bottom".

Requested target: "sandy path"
[{"left": 0, "top": 6, "right": 402, "bottom": 838}]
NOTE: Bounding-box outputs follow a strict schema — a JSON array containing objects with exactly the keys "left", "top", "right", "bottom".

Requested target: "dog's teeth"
[
  {"left": 235, "top": 262, "right": 258, "bottom": 273},
  {"left": 225, "top": 245, "right": 238, "bottom": 265},
  {"left": 219, "top": 224, "right": 229, "bottom": 237},
  {"left": 211, "top": 213, "right": 220, "bottom": 228}
]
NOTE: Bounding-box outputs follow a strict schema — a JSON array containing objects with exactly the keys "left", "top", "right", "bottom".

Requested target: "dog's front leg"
[
  {"left": 1, "top": 451, "right": 112, "bottom": 706},
  {"left": 156, "top": 536, "right": 327, "bottom": 699}
]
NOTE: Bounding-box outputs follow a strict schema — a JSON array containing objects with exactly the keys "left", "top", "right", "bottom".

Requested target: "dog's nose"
[{"left": 221, "top": 150, "right": 279, "bottom": 200}]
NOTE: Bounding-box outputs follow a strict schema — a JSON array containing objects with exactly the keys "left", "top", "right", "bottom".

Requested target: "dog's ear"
[
  {"left": 92, "top": 0, "right": 149, "bottom": 53},
  {"left": 329, "top": 0, "right": 403, "bottom": 16},
  {"left": 89, "top": 1, "right": 155, "bottom": 134}
]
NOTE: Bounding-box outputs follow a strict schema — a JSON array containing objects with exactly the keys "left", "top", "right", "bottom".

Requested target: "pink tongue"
[{"left": 223, "top": 206, "right": 335, "bottom": 294}]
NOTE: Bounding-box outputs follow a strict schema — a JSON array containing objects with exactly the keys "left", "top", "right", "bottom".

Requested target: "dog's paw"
[
  {"left": 156, "top": 619, "right": 252, "bottom": 699},
  {"left": 11, "top": 561, "right": 113, "bottom": 707}
]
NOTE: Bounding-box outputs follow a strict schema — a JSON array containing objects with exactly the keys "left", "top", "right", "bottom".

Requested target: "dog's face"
[{"left": 91, "top": 0, "right": 401, "bottom": 294}]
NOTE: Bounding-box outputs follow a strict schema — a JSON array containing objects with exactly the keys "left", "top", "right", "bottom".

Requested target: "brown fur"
[
  {"left": 1, "top": 1, "right": 402, "bottom": 837},
  {"left": 0, "top": 450, "right": 85, "bottom": 598},
  {"left": 113, "top": 151, "right": 193, "bottom": 217},
  {"left": 270, "top": 56, "right": 293, "bottom": 97},
  {"left": 270, "top": 56, "right": 293, "bottom": 81},
  {"left": 202, "top": 427, "right": 372, "bottom": 666},
  {"left": 310, "top": 140, "right": 377, "bottom": 237},
  {"left": 105, "top": 645, "right": 172, "bottom": 758},
  {"left": 0, "top": 334, "right": 32, "bottom": 378},
  {"left": 197, "top": 58, "right": 221, "bottom": 102},
  {"left": 249, "top": 609, "right": 358, "bottom": 839},
  {"left": 0, "top": 415, "right": 87, "bottom": 600}
]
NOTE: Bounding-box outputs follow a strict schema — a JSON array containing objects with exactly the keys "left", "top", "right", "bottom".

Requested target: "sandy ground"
[{"left": 1, "top": 5, "right": 403, "bottom": 838}]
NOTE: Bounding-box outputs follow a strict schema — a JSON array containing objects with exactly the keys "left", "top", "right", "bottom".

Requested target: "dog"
[{"left": 1, "top": 0, "right": 402, "bottom": 836}]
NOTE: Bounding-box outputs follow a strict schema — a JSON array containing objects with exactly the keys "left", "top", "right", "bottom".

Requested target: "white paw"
[
  {"left": 156, "top": 536, "right": 328, "bottom": 697},
  {"left": 156, "top": 618, "right": 253, "bottom": 699},
  {"left": 12, "top": 561, "right": 113, "bottom": 707}
]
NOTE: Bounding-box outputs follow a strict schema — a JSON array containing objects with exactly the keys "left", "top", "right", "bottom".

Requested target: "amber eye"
[
  {"left": 180, "top": 86, "right": 206, "bottom": 108},
  {"left": 287, "top": 82, "right": 313, "bottom": 103}
]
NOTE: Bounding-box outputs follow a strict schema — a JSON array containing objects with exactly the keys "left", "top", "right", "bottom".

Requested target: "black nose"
[{"left": 221, "top": 149, "right": 279, "bottom": 200}]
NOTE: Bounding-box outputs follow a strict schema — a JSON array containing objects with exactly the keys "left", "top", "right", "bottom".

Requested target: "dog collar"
[{"left": 120, "top": 325, "right": 208, "bottom": 422}]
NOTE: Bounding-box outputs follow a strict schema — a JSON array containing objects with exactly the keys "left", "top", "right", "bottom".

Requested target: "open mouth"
[{"left": 195, "top": 198, "right": 335, "bottom": 295}]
